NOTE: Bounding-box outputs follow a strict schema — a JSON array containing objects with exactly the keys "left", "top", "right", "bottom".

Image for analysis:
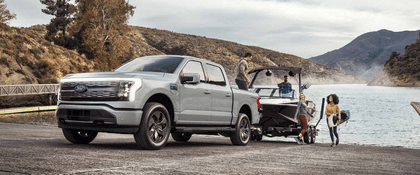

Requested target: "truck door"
[
  {"left": 205, "top": 64, "right": 233, "bottom": 125},
  {"left": 178, "top": 60, "right": 212, "bottom": 124}
]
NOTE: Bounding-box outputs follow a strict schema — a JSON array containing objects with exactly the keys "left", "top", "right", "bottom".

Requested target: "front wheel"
[
  {"left": 134, "top": 102, "right": 171, "bottom": 150},
  {"left": 230, "top": 113, "right": 251, "bottom": 145},
  {"left": 62, "top": 129, "right": 98, "bottom": 144}
]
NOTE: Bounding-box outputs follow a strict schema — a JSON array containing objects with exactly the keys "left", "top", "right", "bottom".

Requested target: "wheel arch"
[
  {"left": 145, "top": 93, "right": 174, "bottom": 126},
  {"left": 239, "top": 104, "right": 252, "bottom": 124}
]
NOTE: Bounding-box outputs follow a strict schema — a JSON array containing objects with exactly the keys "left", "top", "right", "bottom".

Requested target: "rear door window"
[{"left": 206, "top": 64, "right": 226, "bottom": 86}]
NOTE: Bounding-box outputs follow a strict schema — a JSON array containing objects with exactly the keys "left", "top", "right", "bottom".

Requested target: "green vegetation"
[
  {"left": 369, "top": 35, "right": 420, "bottom": 86},
  {"left": 72, "top": 0, "right": 135, "bottom": 70},
  {"left": 40, "top": 0, "right": 136, "bottom": 71},
  {"left": 0, "top": 0, "right": 16, "bottom": 24},
  {"left": 40, "top": 0, "right": 76, "bottom": 47}
]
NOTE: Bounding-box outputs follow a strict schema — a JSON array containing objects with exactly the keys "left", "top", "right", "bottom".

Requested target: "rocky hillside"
[
  {"left": 309, "top": 29, "right": 419, "bottom": 80},
  {"left": 0, "top": 23, "right": 98, "bottom": 108},
  {"left": 368, "top": 38, "right": 420, "bottom": 86},
  {"left": 127, "top": 26, "right": 366, "bottom": 85},
  {"left": 0, "top": 24, "right": 366, "bottom": 87},
  {"left": 0, "top": 24, "right": 96, "bottom": 85}
]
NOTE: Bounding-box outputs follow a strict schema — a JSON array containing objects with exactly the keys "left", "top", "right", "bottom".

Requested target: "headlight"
[
  {"left": 118, "top": 81, "right": 134, "bottom": 101},
  {"left": 58, "top": 83, "right": 62, "bottom": 101}
]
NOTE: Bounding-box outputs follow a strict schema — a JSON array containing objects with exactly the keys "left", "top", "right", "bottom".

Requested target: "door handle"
[
  {"left": 204, "top": 90, "right": 211, "bottom": 94},
  {"left": 226, "top": 93, "right": 232, "bottom": 97}
]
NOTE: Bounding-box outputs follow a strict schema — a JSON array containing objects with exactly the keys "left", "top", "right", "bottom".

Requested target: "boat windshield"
[
  {"left": 115, "top": 56, "right": 184, "bottom": 73},
  {"left": 255, "top": 87, "right": 296, "bottom": 99}
]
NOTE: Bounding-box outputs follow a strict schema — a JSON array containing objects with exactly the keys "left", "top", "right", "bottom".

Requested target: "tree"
[
  {"left": 40, "top": 0, "right": 76, "bottom": 46},
  {"left": 0, "top": 0, "right": 17, "bottom": 24},
  {"left": 72, "top": 0, "right": 135, "bottom": 70}
]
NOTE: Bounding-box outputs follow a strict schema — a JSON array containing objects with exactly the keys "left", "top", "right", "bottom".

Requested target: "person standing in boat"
[
  {"left": 297, "top": 93, "right": 309, "bottom": 144},
  {"left": 235, "top": 52, "right": 252, "bottom": 90},
  {"left": 278, "top": 75, "right": 292, "bottom": 97},
  {"left": 326, "top": 94, "right": 341, "bottom": 147}
]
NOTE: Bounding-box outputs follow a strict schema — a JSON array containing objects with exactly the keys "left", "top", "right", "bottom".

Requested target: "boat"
[{"left": 248, "top": 67, "right": 321, "bottom": 144}]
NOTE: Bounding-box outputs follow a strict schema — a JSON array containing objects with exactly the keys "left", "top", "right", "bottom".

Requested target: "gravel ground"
[{"left": 0, "top": 122, "right": 420, "bottom": 174}]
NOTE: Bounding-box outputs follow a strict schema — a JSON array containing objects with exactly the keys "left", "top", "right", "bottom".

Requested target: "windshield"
[
  {"left": 249, "top": 69, "right": 299, "bottom": 99},
  {"left": 115, "top": 56, "right": 184, "bottom": 73}
]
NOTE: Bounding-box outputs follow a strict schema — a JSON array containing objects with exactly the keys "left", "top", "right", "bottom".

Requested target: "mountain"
[
  {"left": 368, "top": 38, "right": 420, "bottom": 86},
  {"left": 0, "top": 24, "right": 366, "bottom": 99},
  {"left": 309, "top": 29, "right": 419, "bottom": 80},
  {"left": 128, "top": 26, "right": 366, "bottom": 85}
]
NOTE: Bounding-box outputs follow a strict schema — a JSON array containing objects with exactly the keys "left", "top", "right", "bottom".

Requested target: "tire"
[
  {"left": 251, "top": 134, "right": 263, "bottom": 141},
  {"left": 172, "top": 132, "right": 192, "bottom": 142},
  {"left": 310, "top": 126, "right": 316, "bottom": 144},
  {"left": 303, "top": 127, "right": 310, "bottom": 144},
  {"left": 256, "top": 134, "right": 263, "bottom": 141},
  {"left": 62, "top": 129, "right": 98, "bottom": 144},
  {"left": 230, "top": 113, "right": 251, "bottom": 146},
  {"left": 251, "top": 133, "right": 256, "bottom": 140},
  {"left": 134, "top": 102, "right": 171, "bottom": 150}
]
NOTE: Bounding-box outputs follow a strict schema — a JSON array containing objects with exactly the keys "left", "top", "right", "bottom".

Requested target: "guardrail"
[
  {"left": 0, "top": 84, "right": 59, "bottom": 96},
  {"left": 0, "top": 84, "right": 60, "bottom": 114},
  {"left": 0, "top": 106, "right": 57, "bottom": 115}
]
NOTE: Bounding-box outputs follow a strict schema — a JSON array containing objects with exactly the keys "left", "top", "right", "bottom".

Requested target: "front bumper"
[{"left": 56, "top": 104, "right": 143, "bottom": 134}]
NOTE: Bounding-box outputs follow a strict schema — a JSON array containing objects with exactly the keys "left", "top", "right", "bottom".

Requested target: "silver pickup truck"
[{"left": 56, "top": 55, "right": 260, "bottom": 150}]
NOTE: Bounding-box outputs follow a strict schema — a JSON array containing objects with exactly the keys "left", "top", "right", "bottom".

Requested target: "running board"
[{"left": 175, "top": 126, "right": 235, "bottom": 133}]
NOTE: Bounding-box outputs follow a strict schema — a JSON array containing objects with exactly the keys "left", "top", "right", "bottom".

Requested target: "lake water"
[{"left": 265, "top": 84, "right": 420, "bottom": 149}]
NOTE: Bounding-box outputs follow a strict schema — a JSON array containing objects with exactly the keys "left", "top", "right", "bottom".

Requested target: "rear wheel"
[
  {"left": 172, "top": 133, "right": 192, "bottom": 142},
  {"left": 230, "top": 113, "right": 251, "bottom": 145},
  {"left": 62, "top": 129, "right": 98, "bottom": 144},
  {"left": 134, "top": 102, "right": 171, "bottom": 150}
]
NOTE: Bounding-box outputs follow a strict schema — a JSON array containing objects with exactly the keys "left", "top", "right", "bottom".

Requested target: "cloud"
[
  {"left": 5, "top": 0, "right": 420, "bottom": 58},
  {"left": 6, "top": 0, "right": 52, "bottom": 27}
]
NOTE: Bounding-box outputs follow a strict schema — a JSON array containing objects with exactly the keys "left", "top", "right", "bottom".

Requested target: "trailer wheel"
[
  {"left": 303, "top": 131, "right": 310, "bottom": 144},
  {"left": 310, "top": 126, "right": 316, "bottom": 144},
  {"left": 256, "top": 134, "right": 263, "bottom": 141},
  {"left": 251, "top": 133, "right": 263, "bottom": 141}
]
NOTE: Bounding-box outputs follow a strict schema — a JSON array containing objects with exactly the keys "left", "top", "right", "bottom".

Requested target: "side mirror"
[
  {"left": 180, "top": 73, "right": 200, "bottom": 84},
  {"left": 265, "top": 70, "right": 272, "bottom": 76}
]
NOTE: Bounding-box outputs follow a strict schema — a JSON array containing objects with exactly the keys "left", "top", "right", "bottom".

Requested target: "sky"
[{"left": 4, "top": 0, "right": 420, "bottom": 58}]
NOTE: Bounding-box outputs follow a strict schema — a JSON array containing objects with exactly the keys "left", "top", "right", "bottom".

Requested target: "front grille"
[
  {"left": 56, "top": 109, "right": 117, "bottom": 125},
  {"left": 61, "top": 81, "right": 119, "bottom": 90},
  {"left": 60, "top": 81, "right": 120, "bottom": 101},
  {"left": 57, "top": 109, "right": 115, "bottom": 118}
]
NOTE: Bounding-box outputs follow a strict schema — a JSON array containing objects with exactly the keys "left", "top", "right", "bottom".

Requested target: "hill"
[
  {"left": 368, "top": 38, "right": 420, "bottom": 86},
  {"left": 309, "top": 29, "right": 419, "bottom": 80},
  {"left": 0, "top": 23, "right": 96, "bottom": 85},
  {"left": 127, "top": 26, "right": 366, "bottom": 85},
  {"left": 0, "top": 24, "right": 366, "bottom": 90}
]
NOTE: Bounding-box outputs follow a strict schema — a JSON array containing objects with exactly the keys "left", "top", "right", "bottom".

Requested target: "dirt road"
[{"left": 0, "top": 122, "right": 419, "bottom": 174}]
